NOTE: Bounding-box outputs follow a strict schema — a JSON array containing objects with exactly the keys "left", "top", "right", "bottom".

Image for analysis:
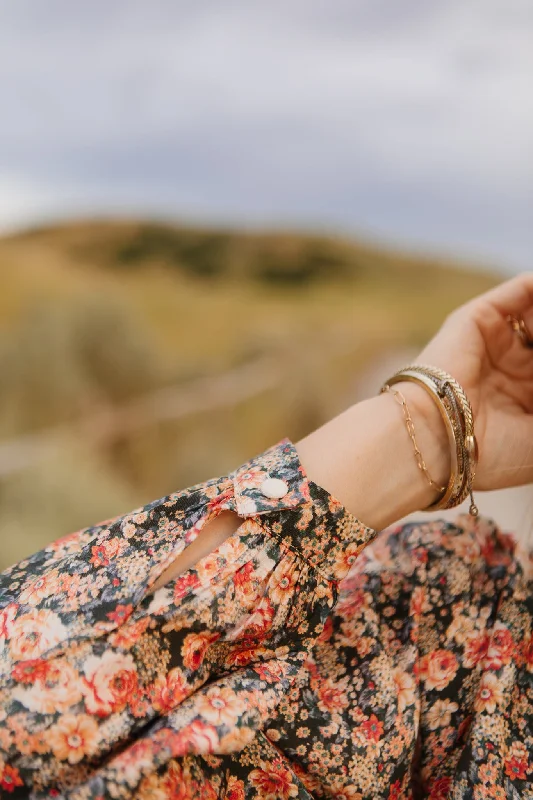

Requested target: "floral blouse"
[{"left": 0, "top": 437, "right": 532, "bottom": 799}]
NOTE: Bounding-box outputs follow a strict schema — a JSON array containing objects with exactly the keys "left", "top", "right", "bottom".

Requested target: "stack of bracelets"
[{"left": 379, "top": 364, "right": 479, "bottom": 517}]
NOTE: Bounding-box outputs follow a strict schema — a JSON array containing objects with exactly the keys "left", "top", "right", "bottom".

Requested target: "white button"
[{"left": 260, "top": 477, "right": 289, "bottom": 499}]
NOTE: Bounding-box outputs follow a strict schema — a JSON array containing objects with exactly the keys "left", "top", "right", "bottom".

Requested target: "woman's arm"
[
  {"left": 150, "top": 383, "right": 448, "bottom": 593},
  {"left": 152, "top": 271, "right": 533, "bottom": 592}
]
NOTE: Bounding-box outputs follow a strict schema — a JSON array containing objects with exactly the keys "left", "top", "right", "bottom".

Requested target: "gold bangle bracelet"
[
  {"left": 398, "top": 364, "right": 478, "bottom": 513},
  {"left": 382, "top": 364, "right": 478, "bottom": 516},
  {"left": 383, "top": 370, "right": 460, "bottom": 511}
]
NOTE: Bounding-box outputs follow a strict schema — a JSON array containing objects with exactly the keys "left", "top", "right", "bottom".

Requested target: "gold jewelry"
[
  {"left": 380, "top": 364, "right": 479, "bottom": 517},
  {"left": 383, "top": 370, "right": 462, "bottom": 510},
  {"left": 507, "top": 315, "right": 533, "bottom": 348},
  {"left": 381, "top": 384, "right": 446, "bottom": 495}
]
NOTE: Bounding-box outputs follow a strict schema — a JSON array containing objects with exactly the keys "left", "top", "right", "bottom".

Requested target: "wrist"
[
  {"left": 294, "top": 385, "right": 451, "bottom": 531},
  {"left": 395, "top": 380, "right": 451, "bottom": 491}
]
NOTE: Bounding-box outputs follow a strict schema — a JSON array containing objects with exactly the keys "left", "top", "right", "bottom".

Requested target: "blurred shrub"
[
  {"left": 253, "top": 239, "right": 349, "bottom": 285},
  {"left": 116, "top": 225, "right": 231, "bottom": 278},
  {"left": 0, "top": 291, "right": 166, "bottom": 437},
  {"left": 76, "top": 223, "right": 351, "bottom": 285}
]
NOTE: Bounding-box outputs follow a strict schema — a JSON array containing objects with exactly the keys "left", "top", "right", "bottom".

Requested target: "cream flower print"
[
  {"left": 48, "top": 714, "right": 101, "bottom": 764},
  {"left": 474, "top": 672, "right": 504, "bottom": 714},
  {"left": 391, "top": 666, "right": 416, "bottom": 713},
  {"left": 445, "top": 610, "right": 476, "bottom": 645},
  {"left": 482, "top": 621, "right": 515, "bottom": 670},
  {"left": 270, "top": 563, "right": 298, "bottom": 605},
  {"left": 418, "top": 649, "right": 458, "bottom": 691},
  {"left": 332, "top": 541, "right": 362, "bottom": 581},
  {"left": 81, "top": 650, "right": 138, "bottom": 716},
  {"left": 9, "top": 609, "right": 67, "bottom": 661},
  {"left": 426, "top": 698, "right": 459, "bottom": 730},
  {"left": 196, "top": 684, "right": 247, "bottom": 726},
  {"left": 234, "top": 466, "right": 267, "bottom": 493},
  {"left": 0, "top": 437, "right": 531, "bottom": 799},
  {"left": 17, "top": 569, "right": 62, "bottom": 607}
]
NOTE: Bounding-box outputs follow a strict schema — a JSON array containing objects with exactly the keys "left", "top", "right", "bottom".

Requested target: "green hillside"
[{"left": 0, "top": 219, "right": 500, "bottom": 567}]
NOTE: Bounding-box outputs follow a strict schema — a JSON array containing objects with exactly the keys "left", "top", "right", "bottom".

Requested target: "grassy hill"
[{"left": 0, "top": 219, "right": 501, "bottom": 567}]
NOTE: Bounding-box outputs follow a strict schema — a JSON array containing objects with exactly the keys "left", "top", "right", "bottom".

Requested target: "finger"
[{"left": 473, "top": 271, "right": 533, "bottom": 318}]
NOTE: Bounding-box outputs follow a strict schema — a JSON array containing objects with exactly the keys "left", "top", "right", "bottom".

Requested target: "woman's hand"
[
  {"left": 296, "top": 272, "right": 533, "bottom": 531},
  {"left": 416, "top": 271, "right": 533, "bottom": 491}
]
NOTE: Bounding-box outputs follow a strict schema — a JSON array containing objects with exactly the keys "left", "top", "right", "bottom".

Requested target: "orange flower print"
[
  {"left": 329, "top": 784, "right": 363, "bottom": 800},
  {"left": 234, "top": 600, "right": 275, "bottom": 640},
  {"left": 428, "top": 775, "right": 451, "bottom": 799},
  {"left": 504, "top": 756, "right": 528, "bottom": 781},
  {"left": 196, "top": 684, "right": 246, "bottom": 726},
  {"left": 90, "top": 536, "right": 125, "bottom": 568},
  {"left": 82, "top": 651, "right": 138, "bottom": 716},
  {"left": 173, "top": 571, "right": 201, "bottom": 601},
  {"left": 332, "top": 542, "right": 362, "bottom": 581},
  {"left": 418, "top": 649, "right": 458, "bottom": 691},
  {"left": 249, "top": 758, "right": 299, "bottom": 799},
  {"left": 361, "top": 714, "right": 384, "bottom": 742},
  {"left": 388, "top": 780, "right": 402, "bottom": 800},
  {"left": 233, "top": 466, "right": 266, "bottom": 493},
  {"left": 522, "top": 633, "right": 533, "bottom": 672},
  {"left": 0, "top": 763, "right": 24, "bottom": 793},
  {"left": 108, "top": 738, "right": 156, "bottom": 787},
  {"left": 233, "top": 561, "right": 254, "bottom": 588},
  {"left": 0, "top": 603, "right": 17, "bottom": 646},
  {"left": 167, "top": 720, "right": 219, "bottom": 756},
  {"left": 270, "top": 564, "right": 297, "bottom": 605},
  {"left": 226, "top": 645, "right": 259, "bottom": 668},
  {"left": 149, "top": 668, "right": 188, "bottom": 713},
  {"left": 317, "top": 678, "right": 349, "bottom": 714},
  {"left": 48, "top": 714, "right": 100, "bottom": 764},
  {"left": 11, "top": 658, "right": 49, "bottom": 684},
  {"left": 391, "top": 666, "right": 416, "bottom": 713},
  {"left": 410, "top": 585, "right": 428, "bottom": 617},
  {"left": 160, "top": 760, "right": 204, "bottom": 799},
  {"left": 253, "top": 660, "right": 291, "bottom": 684},
  {"left": 8, "top": 609, "right": 67, "bottom": 661},
  {"left": 463, "top": 632, "right": 489, "bottom": 669},
  {"left": 106, "top": 603, "right": 133, "bottom": 625},
  {"left": 481, "top": 622, "right": 515, "bottom": 670},
  {"left": 226, "top": 775, "right": 245, "bottom": 800},
  {"left": 181, "top": 631, "right": 220, "bottom": 671},
  {"left": 12, "top": 659, "right": 82, "bottom": 714},
  {"left": 474, "top": 672, "right": 504, "bottom": 714},
  {"left": 219, "top": 725, "right": 256, "bottom": 752},
  {"left": 108, "top": 617, "right": 150, "bottom": 649},
  {"left": 18, "top": 570, "right": 61, "bottom": 607}
]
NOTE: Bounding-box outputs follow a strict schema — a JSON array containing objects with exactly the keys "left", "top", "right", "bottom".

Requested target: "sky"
[{"left": 0, "top": 1, "right": 531, "bottom": 273}]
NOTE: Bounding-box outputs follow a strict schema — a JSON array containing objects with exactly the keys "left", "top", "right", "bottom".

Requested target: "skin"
[{"left": 151, "top": 272, "right": 533, "bottom": 594}]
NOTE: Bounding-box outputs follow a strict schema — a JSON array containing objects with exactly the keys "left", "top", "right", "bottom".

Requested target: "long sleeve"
[{"left": 0, "top": 438, "right": 376, "bottom": 799}]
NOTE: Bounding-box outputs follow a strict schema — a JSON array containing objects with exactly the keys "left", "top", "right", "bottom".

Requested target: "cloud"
[{"left": 0, "top": 0, "right": 531, "bottom": 270}]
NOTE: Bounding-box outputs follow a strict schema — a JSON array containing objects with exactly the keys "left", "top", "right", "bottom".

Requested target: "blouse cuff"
[{"left": 226, "top": 437, "right": 377, "bottom": 583}]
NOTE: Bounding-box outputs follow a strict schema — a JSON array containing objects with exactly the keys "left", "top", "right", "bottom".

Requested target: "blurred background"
[{"left": 0, "top": 1, "right": 532, "bottom": 569}]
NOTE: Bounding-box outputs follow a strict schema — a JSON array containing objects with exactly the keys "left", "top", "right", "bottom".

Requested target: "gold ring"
[{"left": 506, "top": 315, "right": 533, "bottom": 348}]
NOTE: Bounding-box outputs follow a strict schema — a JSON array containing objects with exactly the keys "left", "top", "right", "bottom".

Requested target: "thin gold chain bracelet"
[{"left": 381, "top": 383, "right": 446, "bottom": 496}]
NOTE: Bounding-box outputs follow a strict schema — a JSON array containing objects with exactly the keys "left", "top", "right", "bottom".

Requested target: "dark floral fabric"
[{"left": 0, "top": 437, "right": 532, "bottom": 799}]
